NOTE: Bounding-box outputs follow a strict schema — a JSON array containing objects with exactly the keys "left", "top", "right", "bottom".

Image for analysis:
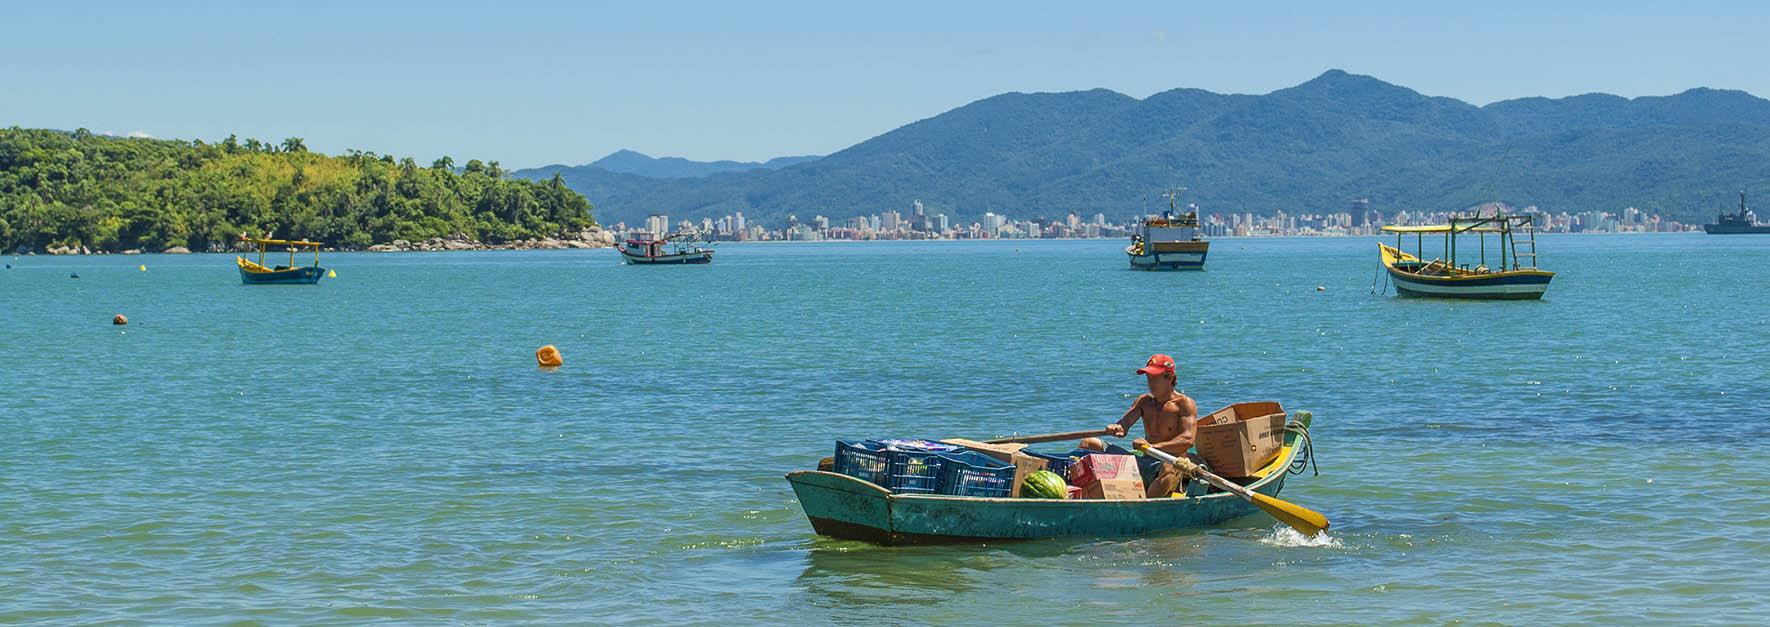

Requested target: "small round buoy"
[
  {"left": 112, "top": 314, "right": 128, "bottom": 325},
  {"left": 139, "top": 264, "right": 147, "bottom": 272},
  {"left": 536, "top": 345, "right": 563, "bottom": 368},
  {"left": 1316, "top": 285, "right": 1325, "bottom": 292},
  {"left": 327, "top": 269, "right": 337, "bottom": 278}
]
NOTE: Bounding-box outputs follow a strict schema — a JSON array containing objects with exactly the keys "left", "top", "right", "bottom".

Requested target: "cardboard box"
[
  {"left": 1080, "top": 479, "right": 1146, "bottom": 500},
  {"left": 939, "top": 438, "right": 1027, "bottom": 463},
  {"left": 1067, "top": 454, "right": 1140, "bottom": 489},
  {"left": 1195, "top": 401, "right": 1287, "bottom": 477},
  {"left": 1008, "top": 451, "right": 1053, "bottom": 497}
]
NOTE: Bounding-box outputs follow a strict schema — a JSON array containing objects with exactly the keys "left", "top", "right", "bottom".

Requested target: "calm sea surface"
[{"left": 2, "top": 234, "right": 1767, "bottom": 624}]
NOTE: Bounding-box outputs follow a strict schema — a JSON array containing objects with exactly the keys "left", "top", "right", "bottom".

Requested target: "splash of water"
[{"left": 1260, "top": 525, "right": 1343, "bottom": 548}]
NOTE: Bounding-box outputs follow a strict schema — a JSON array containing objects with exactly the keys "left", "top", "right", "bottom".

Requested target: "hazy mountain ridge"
[
  {"left": 520, "top": 149, "right": 820, "bottom": 181},
  {"left": 517, "top": 70, "right": 1770, "bottom": 226}
]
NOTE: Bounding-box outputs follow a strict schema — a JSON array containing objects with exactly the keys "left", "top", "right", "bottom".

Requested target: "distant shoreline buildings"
[{"left": 612, "top": 200, "right": 1700, "bottom": 242}]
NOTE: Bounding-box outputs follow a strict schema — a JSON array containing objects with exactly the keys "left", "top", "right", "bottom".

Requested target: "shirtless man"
[{"left": 1085, "top": 354, "right": 1199, "bottom": 497}]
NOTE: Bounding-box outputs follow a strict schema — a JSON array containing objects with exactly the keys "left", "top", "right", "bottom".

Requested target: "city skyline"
[{"left": 612, "top": 201, "right": 1701, "bottom": 243}]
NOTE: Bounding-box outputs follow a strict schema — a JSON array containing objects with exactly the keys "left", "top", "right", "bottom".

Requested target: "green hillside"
[
  {"left": 0, "top": 128, "right": 594, "bottom": 253},
  {"left": 515, "top": 70, "right": 1770, "bottom": 226}
]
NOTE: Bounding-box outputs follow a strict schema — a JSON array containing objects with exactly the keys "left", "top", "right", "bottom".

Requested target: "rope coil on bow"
[{"left": 1286, "top": 420, "right": 1319, "bottom": 477}]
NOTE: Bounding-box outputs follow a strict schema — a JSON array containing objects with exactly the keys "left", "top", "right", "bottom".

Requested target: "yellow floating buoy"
[
  {"left": 328, "top": 269, "right": 337, "bottom": 278},
  {"left": 536, "top": 345, "right": 563, "bottom": 368},
  {"left": 112, "top": 314, "right": 128, "bottom": 325},
  {"left": 138, "top": 264, "right": 146, "bottom": 272}
]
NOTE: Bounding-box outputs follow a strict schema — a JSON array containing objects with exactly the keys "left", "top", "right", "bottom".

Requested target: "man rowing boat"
[{"left": 1080, "top": 354, "right": 1199, "bottom": 497}]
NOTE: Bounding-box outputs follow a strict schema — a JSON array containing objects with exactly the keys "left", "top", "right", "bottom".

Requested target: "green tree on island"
[{"left": 0, "top": 127, "right": 596, "bottom": 253}]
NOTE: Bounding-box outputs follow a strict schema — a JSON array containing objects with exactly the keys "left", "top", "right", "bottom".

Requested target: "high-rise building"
[
  {"left": 982, "top": 212, "right": 1006, "bottom": 232},
  {"left": 646, "top": 214, "right": 669, "bottom": 236},
  {"left": 1351, "top": 198, "right": 1370, "bottom": 227}
]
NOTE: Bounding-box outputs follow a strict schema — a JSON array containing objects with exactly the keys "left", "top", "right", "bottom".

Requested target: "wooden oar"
[
  {"left": 983, "top": 428, "right": 1113, "bottom": 445},
  {"left": 1137, "top": 443, "right": 1330, "bottom": 536}
]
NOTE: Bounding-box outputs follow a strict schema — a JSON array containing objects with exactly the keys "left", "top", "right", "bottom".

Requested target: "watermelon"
[{"left": 1020, "top": 470, "right": 1069, "bottom": 499}]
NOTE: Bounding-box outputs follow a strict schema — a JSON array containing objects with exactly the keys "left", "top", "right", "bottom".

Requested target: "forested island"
[{"left": 0, "top": 128, "right": 597, "bottom": 254}]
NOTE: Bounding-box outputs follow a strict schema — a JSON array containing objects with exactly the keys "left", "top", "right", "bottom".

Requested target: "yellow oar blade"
[{"left": 1250, "top": 491, "right": 1330, "bottom": 536}]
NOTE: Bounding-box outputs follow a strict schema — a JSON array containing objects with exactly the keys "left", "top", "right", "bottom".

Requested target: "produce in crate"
[{"left": 1019, "top": 470, "right": 1069, "bottom": 499}]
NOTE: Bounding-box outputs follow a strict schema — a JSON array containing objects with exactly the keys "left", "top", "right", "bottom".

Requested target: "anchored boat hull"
[
  {"left": 617, "top": 248, "right": 714, "bottom": 264},
  {"left": 1126, "top": 242, "right": 1209, "bottom": 271},
  {"left": 237, "top": 260, "right": 325, "bottom": 285},
  {"left": 1379, "top": 243, "right": 1552, "bottom": 300}
]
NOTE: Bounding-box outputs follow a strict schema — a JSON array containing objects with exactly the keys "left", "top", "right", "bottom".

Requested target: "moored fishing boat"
[
  {"left": 616, "top": 233, "right": 714, "bottom": 265},
  {"left": 1378, "top": 211, "right": 1553, "bottom": 300},
  {"left": 1126, "top": 187, "right": 1209, "bottom": 271},
  {"left": 785, "top": 412, "right": 1315, "bottom": 544},
  {"left": 236, "top": 236, "right": 326, "bottom": 285}
]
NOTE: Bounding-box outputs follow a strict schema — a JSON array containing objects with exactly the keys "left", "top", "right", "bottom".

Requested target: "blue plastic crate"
[
  {"left": 1021, "top": 450, "right": 1080, "bottom": 478},
  {"left": 936, "top": 450, "right": 1015, "bottom": 498},
  {"left": 880, "top": 447, "right": 945, "bottom": 494},
  {"left": 832, "top": 440, "right": 890, "bottom": 486},
  {"left": 868, "top": 438, "right": 961, "bottom": 453}
]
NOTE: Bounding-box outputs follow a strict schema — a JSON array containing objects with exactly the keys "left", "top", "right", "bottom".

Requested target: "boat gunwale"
[{"left": 787, "top": 414, "right": 1307, "bottom": 508}]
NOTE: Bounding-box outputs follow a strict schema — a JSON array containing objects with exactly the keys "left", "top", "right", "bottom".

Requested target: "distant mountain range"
[
  {"left": 514, "top": 70, "right": 1770, "bottom": 227},
  {"left": 523, "top": 149, "right": 820, "bottom": 180}
]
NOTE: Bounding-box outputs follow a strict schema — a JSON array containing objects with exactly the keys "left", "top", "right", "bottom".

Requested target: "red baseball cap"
[{"left": 1136, "top": 354, "right": 1176, "bottom": 376}]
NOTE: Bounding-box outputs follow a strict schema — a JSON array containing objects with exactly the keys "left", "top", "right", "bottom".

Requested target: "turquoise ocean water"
[{"left": 2, "top": 234, "right": 1767, "bottom": 623}]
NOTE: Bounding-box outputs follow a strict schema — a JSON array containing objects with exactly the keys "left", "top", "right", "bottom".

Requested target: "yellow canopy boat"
[
  {"left": 1378, "top": 213, "right": 1553, "bottom": 300},
  {"left": 237, "top": 236, "right": 326, "bottom": 285}
]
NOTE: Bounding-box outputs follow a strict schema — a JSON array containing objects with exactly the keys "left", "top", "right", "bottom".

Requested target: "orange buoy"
[
  {"left": 112, "top": 314, "right": 128, "bottom": 325},
  {"left": 536, "top": 345, "right": 563, "bottom": 368}
]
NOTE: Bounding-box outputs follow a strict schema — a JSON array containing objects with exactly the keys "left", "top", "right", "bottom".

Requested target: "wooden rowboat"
[{"left": 785, "top": 412, "right": 1315, "bottom": 545}]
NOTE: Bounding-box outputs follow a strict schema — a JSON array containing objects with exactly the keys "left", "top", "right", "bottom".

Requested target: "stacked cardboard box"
[{"left": 1067, "top": 454, "right": 1145, "bottom": 500}]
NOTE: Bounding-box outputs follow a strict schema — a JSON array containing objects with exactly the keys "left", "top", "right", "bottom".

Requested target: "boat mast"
[{"left": 1162, "top": 186, "right": 1187, "bottom": 218}]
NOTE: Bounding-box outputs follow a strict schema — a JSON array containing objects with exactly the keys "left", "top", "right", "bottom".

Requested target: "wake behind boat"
[
  {"left": 616, "top": 233, "right": 714, "bottom": 265},
  {"left": 1378, "top": 211, "right": 1553, "bottom": 300}
]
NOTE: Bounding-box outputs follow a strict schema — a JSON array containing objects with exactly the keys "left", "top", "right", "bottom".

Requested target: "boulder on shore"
[{"left": 162, "top": 246, "right": 191, "bottom": 254}]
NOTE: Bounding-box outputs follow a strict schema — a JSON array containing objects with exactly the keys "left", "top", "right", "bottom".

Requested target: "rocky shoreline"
[{"left": 31, "top": 228, "right": 616, "bottom": 255}]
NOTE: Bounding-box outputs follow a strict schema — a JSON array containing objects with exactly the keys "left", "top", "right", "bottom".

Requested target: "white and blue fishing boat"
[
  {"left": 1379, "top": 211, "right": 1553, "bottom": 300},
  {"left": 617, "top": 233, "right": 714, "bottom": 265},
  {"left": 1126, "top": 187, "right": 1208, "bottom": 271}
]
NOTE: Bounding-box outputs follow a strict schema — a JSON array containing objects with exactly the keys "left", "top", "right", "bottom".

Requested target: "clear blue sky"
[{"left": 3, "top": 1, "right": 1766, "bottom": 168}]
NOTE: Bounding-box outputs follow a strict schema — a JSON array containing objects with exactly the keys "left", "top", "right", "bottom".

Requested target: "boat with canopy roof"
[
  {"left": 1378, "top": 212, "right": 1552, "bottom": 300},
  {"left": 236, "top": 235, "right": 326, "bottom": 285}
]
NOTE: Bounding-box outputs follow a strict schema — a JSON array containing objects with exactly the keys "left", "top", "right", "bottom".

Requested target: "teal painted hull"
[
  {"left": 788, "top": 414, "right": 1312, "bottom": 544},
  {"left": 239, "top": 266, "right": 325, "bottom": 285}
]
